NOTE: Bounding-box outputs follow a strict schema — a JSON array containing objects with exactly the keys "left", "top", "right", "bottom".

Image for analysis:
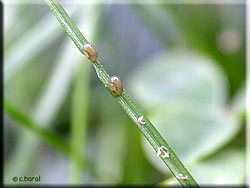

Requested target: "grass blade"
[
  {"left": 4, "top": 100, "right": 92, "bottom": 173},
  {"left": 45, "top": 0, "right": 199, "bottom": 186},
  {"left": 4, "top": 6, "right": 79, "bottom": 82},
  {"left": 71, "top": 60, "right": 91, "bottom": 184},
  {"left": 31, "top": 36, "right": 80, "bottom": 126},
  {"left": 4, "top": 100, "right": 71, "bottom": 155},
  {"left": 70, "top": 5, "right": 102, "bottom": 184},
  {"left": 45, "top": 0, "right": 88, "bottom": 53},
  {"left": 5, "top": 8, "right": 82, "bottom": 181}
]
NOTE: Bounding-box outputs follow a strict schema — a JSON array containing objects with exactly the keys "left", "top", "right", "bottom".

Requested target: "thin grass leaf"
[
  {"left": 31, "top": 36, "right": 80, "bottom": 126},
  {"left": 70, "top": 5, "right": 102, "bottom": 184},
  {"left": 4, "top": 4, "right": 18, "bottom": 43},
  {"left": 71, "top": 61, "right": 90, "bottom": 184},
  {"left": 4, "top": 100, "right": 71, "bottom": 155},
  {"left": 4, "top": 7, "right": 83, "bottom": 181},
  {"left": 4, "top": 6, "right": 79, "bottom": 82},
  {"left": 4, "top": 100, "right": 92, "bottom": 171},
  {"left": 45, "top": 0, "right": 199, "bottom": 186}
]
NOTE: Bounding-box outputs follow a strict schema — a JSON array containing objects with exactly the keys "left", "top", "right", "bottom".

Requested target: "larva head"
[
  {"left": 109, "top": 76, "right": 123, "bottom": 95},
  {"left": 83, "top": 43, "right": 98, "bottom": 61}
]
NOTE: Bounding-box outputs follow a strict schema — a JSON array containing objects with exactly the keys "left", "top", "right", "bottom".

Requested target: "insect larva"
[
  {"left": 83, "top": 43, "right": 98, "bottom": 61},
  {"left": 109, "top": 76, "right": 123, "bottom": 95}
]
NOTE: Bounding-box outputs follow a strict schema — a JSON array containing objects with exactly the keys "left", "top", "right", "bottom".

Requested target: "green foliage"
[
  {"left": 4, "top": 1, "right": 245, "bottom": 186},
  {"left": 4, "top": 100, "right": 72, "bottom": 156},
  {"left": 45, "top": 0, "right": 199, "bottom": 186}
]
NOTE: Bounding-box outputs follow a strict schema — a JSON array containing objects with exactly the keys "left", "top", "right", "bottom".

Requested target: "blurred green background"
[{"left": 4, "top": 1, "right": 246, "bottom": 186}]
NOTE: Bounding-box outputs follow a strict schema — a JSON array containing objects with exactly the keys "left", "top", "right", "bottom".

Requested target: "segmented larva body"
[
  {"left": 109, "top": 76, "right": 123, "bottom": 95},
  {"left": 83, "top": 43, "right": 98, "bottom": 61}
]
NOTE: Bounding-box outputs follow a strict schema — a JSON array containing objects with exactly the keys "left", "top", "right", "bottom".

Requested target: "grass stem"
[{"left": 45, "top": 0, "right": 199, "bottom": 186}]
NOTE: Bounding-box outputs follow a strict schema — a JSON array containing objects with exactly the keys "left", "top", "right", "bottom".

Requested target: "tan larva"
[
  {"left": 109, "top": 76, "right": 123, "bottom": 95},
  {"left": 83, "top": 43, "right": 98, "bottom": 61}
]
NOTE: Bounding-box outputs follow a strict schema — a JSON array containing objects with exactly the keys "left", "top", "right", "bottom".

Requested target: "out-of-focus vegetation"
[{"left": 4, "top": 1, "right": 245, "bottom": 185}]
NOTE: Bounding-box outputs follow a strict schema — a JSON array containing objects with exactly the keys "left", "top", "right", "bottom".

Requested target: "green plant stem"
[{"left": 45, "top": 0, "right": 199, "bottom": 186}]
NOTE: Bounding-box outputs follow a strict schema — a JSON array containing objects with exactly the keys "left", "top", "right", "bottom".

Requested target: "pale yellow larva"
[
  {"left": 83, "top": 43, "right": 98, "bottom": 61},
  {"left": 109, "top": 76, "right": 123, "bottom": 95}
]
